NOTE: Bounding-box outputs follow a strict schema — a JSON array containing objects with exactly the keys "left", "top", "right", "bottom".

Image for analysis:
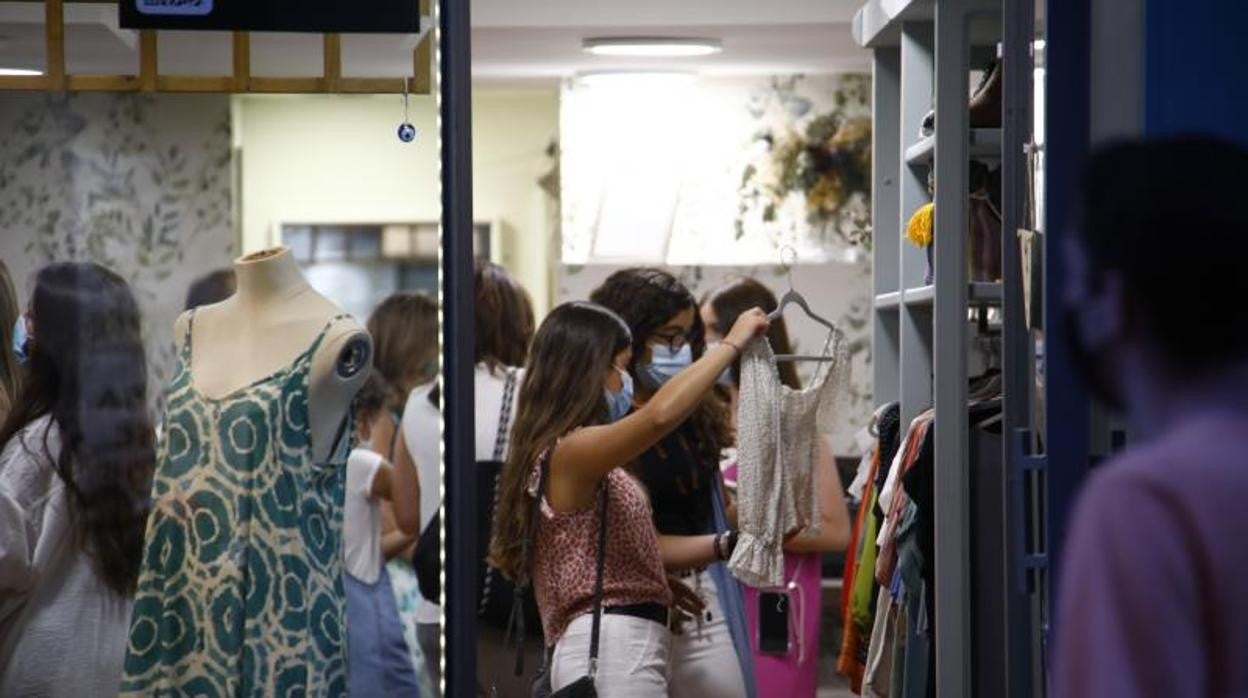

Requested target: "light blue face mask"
[
  {"left": 705, "top": 341, "right": 735, "bottom": 386},
  {"left": 604, "top": 368, "right": 634, "bottom": 423},
  {"left": 644, "top": 343, "right": 692, "bottom": 387},
  {"left": 12, "top": 315, "right": 29, "bottom": 365}
]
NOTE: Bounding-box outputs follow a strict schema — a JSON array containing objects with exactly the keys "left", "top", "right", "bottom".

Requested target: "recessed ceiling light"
[
  {"left": 0, "top": 68, "right": 42, "bottom": 76},
  {"left": 583, "top": 37, "right": 722, "bottom": 58}
]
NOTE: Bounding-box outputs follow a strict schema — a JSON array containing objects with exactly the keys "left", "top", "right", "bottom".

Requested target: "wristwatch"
[{"left": 716, "top": 529, "right": 739, "bottom": 561}]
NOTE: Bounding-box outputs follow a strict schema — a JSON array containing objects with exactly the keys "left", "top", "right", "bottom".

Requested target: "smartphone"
[{"left": 758, "top": 591, "right": 790, "bottom": 655}]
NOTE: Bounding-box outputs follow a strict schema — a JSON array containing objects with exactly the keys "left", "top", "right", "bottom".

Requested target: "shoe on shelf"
[
  {"left": 968, "top": 59, "right": 1002, "bottom": 129},
  {"left": 915, "top": 58, "right": 1003, "bottom": 137}
]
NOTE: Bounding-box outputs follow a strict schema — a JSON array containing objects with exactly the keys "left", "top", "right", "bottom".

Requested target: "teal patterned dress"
[{"left": 120, "top": 312, "right": 352, "bottom": 697}]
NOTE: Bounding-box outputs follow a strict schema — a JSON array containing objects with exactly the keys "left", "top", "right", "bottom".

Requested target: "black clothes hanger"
[{"left": 770, "top": 247, "right": 839, "bottom": 363}]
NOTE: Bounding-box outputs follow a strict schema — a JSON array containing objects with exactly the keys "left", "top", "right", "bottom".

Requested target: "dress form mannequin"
[{"left": 174, "top": 246, "right": 371, "bottom": 461}]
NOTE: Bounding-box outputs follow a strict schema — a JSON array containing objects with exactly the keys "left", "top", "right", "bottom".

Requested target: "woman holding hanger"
[
  {"left": 703, "top": 277, "right": 851, "bottom": 698},
  {"left": 489, "top": 300, "right": 768, "bottom": 697},
  {"left": 590, "top": 269, "right": 758, "bottom": 698}
]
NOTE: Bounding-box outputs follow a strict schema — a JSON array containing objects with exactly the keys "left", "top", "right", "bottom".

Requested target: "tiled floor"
[
  {"left": 818, "top": 685, "right": 858, "bottom": 698},
  {"left": 816, "top": 581, "right": 856, "bottom": 698}
]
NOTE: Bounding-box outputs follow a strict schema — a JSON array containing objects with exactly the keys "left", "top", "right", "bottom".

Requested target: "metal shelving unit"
[
  {"left": 905, "top": 128, "right": 1003, "bottom": 165},
  {"left": 856, "top": 0, "right": 1039, "bottom": 695}
]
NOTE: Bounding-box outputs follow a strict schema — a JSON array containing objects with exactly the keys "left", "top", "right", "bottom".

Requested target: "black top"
[{"left": 636, "top": 430, "right": 716, "bottom": 536}]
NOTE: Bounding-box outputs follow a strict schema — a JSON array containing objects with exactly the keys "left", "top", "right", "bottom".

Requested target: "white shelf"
[
  {"left": 904, "top": 284, "right": 935, "bottom": 305},
  {"left": 875, "top": 290, "right": 903, "bottom": 309},
  {"left": 852, "top": 0, "right": 934, "bottom": 48},
  {"left": 852, "top": 0, "right": 1000, "bottom": 48},
  {"left": 898, "top": 282, "right": 1002, "bottom": 308},
  {"left": 904, "top": 129, "right": 1002, "bottom": 167}
]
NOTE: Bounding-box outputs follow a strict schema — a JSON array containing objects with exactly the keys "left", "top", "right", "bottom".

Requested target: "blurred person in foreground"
[
  {"left": 0, "top": 262, "right": 155, "bottom": 696},
  {"left": 1055, "top": 136, "right": 1248, "bottom": 697},
  {"left": 0, "top": 260, "right": 24, "bottom": 423}
]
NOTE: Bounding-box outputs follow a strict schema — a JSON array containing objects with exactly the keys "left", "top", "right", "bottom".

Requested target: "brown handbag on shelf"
[{"left": 969, "top": 190, "right": 1003, "bottom": 282}]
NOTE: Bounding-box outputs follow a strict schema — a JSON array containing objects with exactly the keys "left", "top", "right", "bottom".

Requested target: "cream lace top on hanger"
[{"left": 728, "top": 328, "right": 849, "bottom": 588}]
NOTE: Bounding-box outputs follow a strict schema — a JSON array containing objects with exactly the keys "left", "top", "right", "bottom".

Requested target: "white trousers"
[
  {"left": 552, "top": 613, "right": 672, "bottom": 698},
  {"left": 668, "top": 569, "right": 748, "bottom": 698}
]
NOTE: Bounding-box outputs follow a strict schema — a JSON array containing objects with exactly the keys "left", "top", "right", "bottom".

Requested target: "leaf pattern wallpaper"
[{"left": 0, "top": 93, "right": 235, "bottom": 407}]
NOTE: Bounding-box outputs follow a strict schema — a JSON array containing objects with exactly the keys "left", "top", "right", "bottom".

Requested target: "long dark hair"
[
  {"left": 707, "top": 277, "right": 801, "bottom": 390},
  {"left": 0, "top": 262, "right": 155, "bottom": 596},
  {"left": 488, "top": 302, "right": 631, "bottom": 583},
  {"left": 476, "top": 261, "right": 535, "bottom": 370},
  {"left": 590, "top": 268, "right": 732, "bottom": 467},
  {"left": 367, "top": 291, "right": 438, "bottom": 410},
  {"left": 428, "top": 262, "right": 535, "bottom": 408},
  {"left": 184, "top": 268, "right": 236, "bottom": 310}
]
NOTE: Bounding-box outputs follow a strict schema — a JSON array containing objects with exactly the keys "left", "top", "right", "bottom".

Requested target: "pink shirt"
[
  {"left": 1055, "top": 412, "right": 1248, "bottom": 697},
  {"left": 528, "top": 466, "right": 672, "bottom": 646}
]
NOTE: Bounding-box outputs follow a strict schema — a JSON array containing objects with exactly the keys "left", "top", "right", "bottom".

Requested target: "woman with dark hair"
[
  {"left": 399, "top": 261, "right": 536, "bottom": 694},
  {"left": 589, "top": 268, "right": 755, "bottom": 698},
  {"left": 0, "top": 262, "right": 156, "bottom": 696},
  {"left": 490, "top": 301, "right": 768, "bottom": 696},
  {"left": 363, "top": 290, "right": 440, "bottom": 692},
  {"left": 703, "top": 277, "right": 851, "bottom": 697},
  {"left": 183, "top": 268, "right": 236, "bottom": 310},
  {"left": 367, "top": 290, "right": 440, "bottom": 454},
  {"left": 0, "top": 259, "right": 23, "bottom": 423}
]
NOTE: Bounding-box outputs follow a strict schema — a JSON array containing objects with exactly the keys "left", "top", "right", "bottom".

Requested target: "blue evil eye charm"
[{"left": 397, "top": 123, "right": 417, "bottom": 143}]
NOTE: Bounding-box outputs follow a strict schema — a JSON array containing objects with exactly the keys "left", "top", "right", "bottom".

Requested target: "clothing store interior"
[{"left": 2, "top": 1, "right": 1247, "bottom": 697}]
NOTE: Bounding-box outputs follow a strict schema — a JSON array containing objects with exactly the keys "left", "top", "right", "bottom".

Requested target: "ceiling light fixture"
[
  {"left": 0, "top": 68, "right": 42, "bottom": 76},
  {"left": 583, "top": 37, "right": 722, "bottom": 58}
]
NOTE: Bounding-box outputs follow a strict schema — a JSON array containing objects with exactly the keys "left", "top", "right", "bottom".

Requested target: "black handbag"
[
  {"left": 413, "top": 368, "right": 533, "bottom": 615},
  {"left": 530, "top": 458, "right": 608, "bottom": 698},
  {"left": 412, "top": 510, "right": 440, "bottom": 602}
]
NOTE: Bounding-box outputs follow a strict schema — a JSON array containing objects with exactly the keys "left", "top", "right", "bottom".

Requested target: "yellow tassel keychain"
[{"left": 906, "top": 202, "right": 934, "bottom": 247}]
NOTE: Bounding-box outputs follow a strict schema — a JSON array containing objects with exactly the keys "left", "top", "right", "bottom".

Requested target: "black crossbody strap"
[
  {"left": 493, "top": 369, "right": 518, "bottom": 460},
  {"left": 587, "top": 476, "right": 609, "bottom": 677},
  {"left": 484, "top": 369, "right": 519, "bottom": 616}
]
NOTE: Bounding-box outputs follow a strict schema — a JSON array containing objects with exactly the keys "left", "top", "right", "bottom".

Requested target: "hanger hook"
[{"left": 780, "top": 245, "right": 797, "bottom": 289}]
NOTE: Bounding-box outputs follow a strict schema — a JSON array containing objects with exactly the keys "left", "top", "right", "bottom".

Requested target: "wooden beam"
[
  {"left": 139, "top": 30, "right": 158, "bottom": 92},
  {"left": 338, "top": 78, "right": 407, "bottom": 94},
  {"left": 45, "top": 0, "right": 66, "bottom": 90},
  {"left": 0, "top": 75, "right": 52, "bottom": 91},
  {"left": 67, "top": 74, "right": 140, "bottom": 91},
  {"left": 232, "top": 32, "right": 250, "bottom": 92},
  {"left": 323, "top": 33, "right": 341, "bottom": 92},
  {"left": 247, "top": 77, "right": 324, "bottom": 94},
  {"left": 158, "top": 76, "right": 236, "bottom": 92},
  {"left": 412, "top": 0, "right": 432, "bottom": 95},
  {"left": 413, "top": 34, "right": 431, "bottom": 95}
]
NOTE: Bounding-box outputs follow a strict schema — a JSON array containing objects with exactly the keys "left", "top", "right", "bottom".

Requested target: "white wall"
[
  {"left": 471, "top": 89, "right": 560, "bottom": 318},
  {"left": 235, "top": 93, "right": 440, "bottom": 247},
  {"left": 235, "top": 88, "right": 559, "bottom": 316}
]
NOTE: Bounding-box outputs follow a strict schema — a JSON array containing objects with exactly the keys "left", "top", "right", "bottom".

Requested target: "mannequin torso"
[{"left": 175, "top": 247, "right": 371, "bottom": 462}]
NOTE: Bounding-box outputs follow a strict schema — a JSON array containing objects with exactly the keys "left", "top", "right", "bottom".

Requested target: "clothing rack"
[{"left": 853, "top": 0, "right": 1041, "bottom": 695}]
